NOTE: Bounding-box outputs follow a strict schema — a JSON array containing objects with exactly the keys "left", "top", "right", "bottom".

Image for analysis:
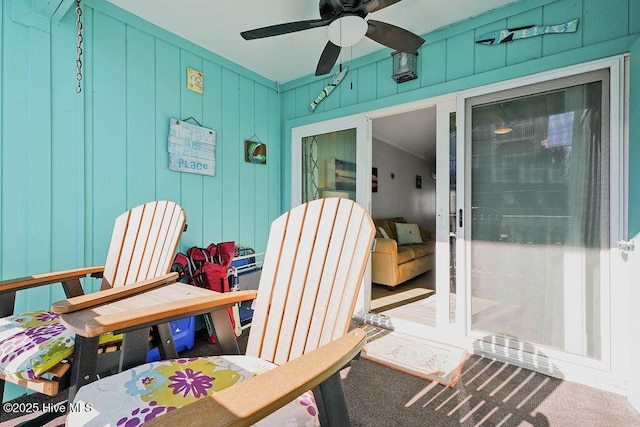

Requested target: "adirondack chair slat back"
[
  {"left": 246, "top": 198, "right": 375, "bottom": 366},
  {"left": 101, "top": 201, "right": 186, "bottom": 290}
]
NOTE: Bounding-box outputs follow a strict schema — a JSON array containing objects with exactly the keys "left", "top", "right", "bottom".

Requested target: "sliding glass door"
[
  {"left": 291, "top": 115, "right": 372, "bottom": 312},
  {"left": 463, "top": 68, "right": 616, "bottom": 364},
  {"left": 301, "top": 128, "right": 357, "bottom": 203}
]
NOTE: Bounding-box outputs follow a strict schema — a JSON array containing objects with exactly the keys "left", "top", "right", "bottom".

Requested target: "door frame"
[
  {"left": 435, "top": 101, "right": 458, "bottom": 332},
  {"left": 362, "top": 95, "right": 459, "bottom": 338},
  {"left": 291, "top": 113, "right": 373, "bottom": 313},
  {"left": 455, "top": 55, "right": 629, "bottom": 392}
]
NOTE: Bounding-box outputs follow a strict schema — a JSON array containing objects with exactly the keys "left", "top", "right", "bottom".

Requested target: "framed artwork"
[
  {"left": 372, "top": 167, "right": 378, "bottom": 192},
  {"left": 187, "top": 67, "right": 204, "bottom": 94},
  {"left": 334, "top": 159, "right": 356, "bottom": 191},
  {"left": 245, "top": 140, "right": 266, "bottom": 164},
  {"left": 416, "top": 175, "right": 422, "bottom": 189}
]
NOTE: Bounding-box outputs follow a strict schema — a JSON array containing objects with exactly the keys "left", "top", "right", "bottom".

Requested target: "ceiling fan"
[{"left": 240, "top": 0, "right": 425, "bottom": 76}]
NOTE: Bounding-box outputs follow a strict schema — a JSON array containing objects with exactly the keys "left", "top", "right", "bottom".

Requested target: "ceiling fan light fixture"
[
  {"left": 493, "top": 125, "right": 513, "bottom": 135},
  {"left": 327, "top": 15, "right": 368, "bottom": 47},
  {"left": 493, "top": 104, "right": 513, "bottom": 135}
]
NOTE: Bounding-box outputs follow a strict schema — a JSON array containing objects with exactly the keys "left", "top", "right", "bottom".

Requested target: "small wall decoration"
[
  {"left": 187, "top": 67, "right": 204, "bottom": 94},
  {"left": 244, "top": 138, "right": 267, "bottom": 165},
  {"left": 168, "top": 118, "right": 215, "bottom": 176},
  {"left": 327, "top": 158, "right": 356, "bottom": 192},
  {"left": 310, "top": 67, "right": 348, "bottom": 112},
  {"left": 416, "top": 175, "right": 422, "bottom": 189},
  {"left": 335, "top": 159, "right": 356, "bottom": 191},
  {"left": 475, "top": 18, "right": 578, "bottom": 45},
  {"left": 372, "top": 167, "right": 378, "bottom": 193}
]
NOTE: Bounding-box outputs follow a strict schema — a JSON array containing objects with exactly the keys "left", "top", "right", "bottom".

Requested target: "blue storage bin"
[
  {"left": 238, "top": 305, "right": 254, "bottom": 326},
  {"left": 146, "top": 316, "right": 196, "bottom": 363}
]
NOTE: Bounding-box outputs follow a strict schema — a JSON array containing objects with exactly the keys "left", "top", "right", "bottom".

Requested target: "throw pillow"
[
  {"left": 378, "top": 227, "right": 390, "bottom": 239},
  {"left": 395, "top": 223, "right": 423, "bottom": 245}
]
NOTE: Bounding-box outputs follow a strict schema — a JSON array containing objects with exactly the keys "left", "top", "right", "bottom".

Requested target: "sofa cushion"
[
  {"left": 396, "top": 245, "right": 415, "bottom": 265},
  {"left": 373, "top": 219, "right": 393, "bottom": 240},
  {"left": 396, "top": 223, "right": 423, "bottom": 245},
  {"left": 377, "top": 227, "right": 390, "bottom": 239},
  {"left": 409, "top": 241, "right": 436, "bottom": 258},
  {"left": 386, "top": 217, "right": 406, "bottom": 240},
  {"left": 374, "top": 217, "right": 406, "bottom": 241},
  {"left": 419, "top": 225, "right": 431, "bottom": 242}
]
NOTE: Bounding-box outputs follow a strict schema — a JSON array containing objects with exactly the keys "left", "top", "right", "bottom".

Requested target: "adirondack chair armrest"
[
  {"left": 51, "top": 272, "right": 179, "bottom": 314},
  {"left": 144, "top": 328, "right": 367, "bottom": 427},
  {"left": 62, "top": 289, "right": 258, "bottom": 337},
  {"left": 0, "top": 266, "right": 105, "bottom": 294}
]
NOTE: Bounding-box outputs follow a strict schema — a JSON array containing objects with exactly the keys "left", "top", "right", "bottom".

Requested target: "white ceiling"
[
  {"left": 105, "top": 0, "right": 515, "bottom": 83},
  {"left": 105, "top": 0, "right": 514, "bottom": 162},
  {"left": 373, "top": 107, "right": 437, "bottom": 160}
]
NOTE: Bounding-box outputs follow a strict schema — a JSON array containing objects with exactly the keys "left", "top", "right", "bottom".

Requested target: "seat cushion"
[
  {"left": 396, "top": 246, "right": 415, "bottom": 265},
  {"left": 409, "top": 241, "right": 436, "bottom": 258},
  {"left": 0, "top": 311, "right": 75, "bottom": 381},
  {"left": 68, "top": 355, "right": 320, "bottom": 426}
]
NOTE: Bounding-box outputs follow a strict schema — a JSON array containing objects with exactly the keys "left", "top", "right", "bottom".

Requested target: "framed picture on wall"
[
  {"left": 334, "top": 159, "right": 356, "bottom": 191},
  {"left": 416, "top": 175, "right": 422, "bottom": 189},
  {"left": 372, "top": 167, "right": 378, "bottom": 192}
]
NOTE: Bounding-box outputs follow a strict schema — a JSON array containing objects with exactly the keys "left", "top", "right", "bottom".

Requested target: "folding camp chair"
[
  {"left": 0, "top": 201, "right": 186, "bottom": 409},
  {"left": 57, "top": 197, "right": 375, "bottom": 426}
]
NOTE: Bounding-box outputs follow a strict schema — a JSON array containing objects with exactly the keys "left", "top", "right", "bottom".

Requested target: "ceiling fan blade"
[
  {"left": 241, "top": 19, "right": 332, "bottom": 40},
  {"left": 316, "top": 41, "right": 342, "bottom": 76},
  {"left": 363, "top": 0, "right": 402, "bottom": 14},
  {"left": 366, "top": 19, "right": 425, "bottom": 53}
]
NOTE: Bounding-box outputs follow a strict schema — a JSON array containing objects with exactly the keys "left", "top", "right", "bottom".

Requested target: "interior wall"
[{"left": 372, "top": 139, "right": 436, "bottom": 231}]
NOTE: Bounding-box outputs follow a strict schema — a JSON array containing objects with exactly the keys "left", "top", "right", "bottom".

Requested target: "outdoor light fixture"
[
  {"left": 391, "top": 51, "right": 418, "bottom": 83},
  {"left": 327, "top": 15, "right": 368, "bottom": 47}
]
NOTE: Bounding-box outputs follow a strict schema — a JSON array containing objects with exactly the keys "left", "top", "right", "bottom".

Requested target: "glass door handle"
[
  {"left": 459, "top": 209, "right": 463, "bottom": 228},
  {"left": 617, "top": 239, "right": 635, "bottom": 251}
]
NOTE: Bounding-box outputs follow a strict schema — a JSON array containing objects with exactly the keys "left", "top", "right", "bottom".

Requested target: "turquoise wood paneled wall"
[
  {"left": 0, "top": 0, "right": 280, "bottom": 401},
  {"left": 280, "top": 0, "right": 640, "bottom": 210}
]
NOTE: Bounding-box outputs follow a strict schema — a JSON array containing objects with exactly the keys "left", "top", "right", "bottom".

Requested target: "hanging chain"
[{"left": 75, "top": 0, "right": 84, "bottom": 93}]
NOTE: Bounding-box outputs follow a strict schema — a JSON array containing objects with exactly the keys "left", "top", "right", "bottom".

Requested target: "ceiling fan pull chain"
[
  {"left": 350, "top": 46, "right": 353, "bottom": 89},
  {"left": 75, "top": 0, "right": 84, "bottom": 93}
]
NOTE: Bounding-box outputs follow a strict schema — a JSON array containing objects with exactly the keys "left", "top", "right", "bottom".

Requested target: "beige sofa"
[{"left": 372, "top": 217, "right": 435, "bottom": 290}]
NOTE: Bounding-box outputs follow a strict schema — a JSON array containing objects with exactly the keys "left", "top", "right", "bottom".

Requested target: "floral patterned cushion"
[
  {"left": 0, "top": 311, "right": 75, "bottom": 381},
  {"left": 68, "top": 355, "right": 320, "bottom": 426}
]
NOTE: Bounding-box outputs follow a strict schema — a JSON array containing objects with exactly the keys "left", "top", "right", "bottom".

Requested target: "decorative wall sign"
[
  {"left": 245, "top": 139, "right": 267, "bottom": 165},
  {"left": 310, "top": 67, "right": 348, "bottom": 112},
  {"left": 475, "top": 19, "right": 578, "bottom": 45},
  {"left": 187, "top": 67, "right": 204, "bottom": 94},
  {"left": 416, "top": 175, "right": 422, "bottom": 189},
  {"left": 168, "top": 118, "right": 216, "bottom": 176}
]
